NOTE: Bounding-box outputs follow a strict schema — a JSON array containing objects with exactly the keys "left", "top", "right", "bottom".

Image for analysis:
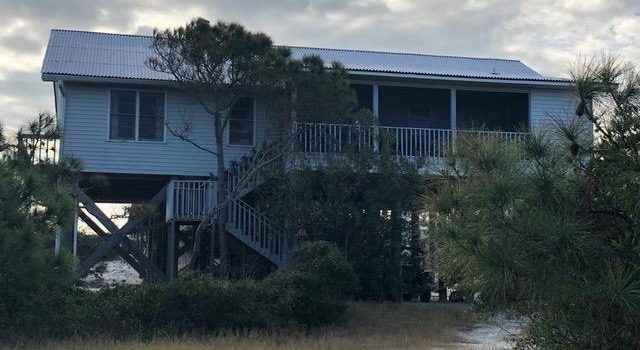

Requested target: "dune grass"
[{"left": 5, "top": 302, "right": 495, "bottom": 350}]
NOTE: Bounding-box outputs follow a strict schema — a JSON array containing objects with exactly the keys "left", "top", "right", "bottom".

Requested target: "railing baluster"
[{"left": 293, "top": 122, "right": 529, "bottom": 159}]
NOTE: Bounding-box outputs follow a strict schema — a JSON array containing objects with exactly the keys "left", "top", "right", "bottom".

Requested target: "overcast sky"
[{"left": 1, "top": 0, "right": 639, "bottom": 131}]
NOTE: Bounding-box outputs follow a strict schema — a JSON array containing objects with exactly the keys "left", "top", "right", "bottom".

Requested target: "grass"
[{"left": 5, "top": 302, "right": 498, "bottom": 350}]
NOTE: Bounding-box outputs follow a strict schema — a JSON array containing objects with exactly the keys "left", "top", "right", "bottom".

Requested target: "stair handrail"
[{"left": 226, "top": 198, "right": 288, "bottom": 265}]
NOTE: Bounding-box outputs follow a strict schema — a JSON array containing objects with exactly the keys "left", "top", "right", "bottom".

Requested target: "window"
[
  {"left": 228, "top": 98, "right": 255, "bottom": 146},
  {"left": 109, "top": 91, "right": 136, "bottom": 140},
  {"left": 109, "top": 90, "right": 165, "bottom": 141}
]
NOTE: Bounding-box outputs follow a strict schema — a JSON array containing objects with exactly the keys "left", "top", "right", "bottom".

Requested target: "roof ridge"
[
  {"left": 284, "top": 45, "right": 522, "bottom": 63},
  {"left": 51, "top": 28, "right": 153, "bottom": 39},
  {"left": 51, "top": 29, "right": 521, "bottom": 63}
]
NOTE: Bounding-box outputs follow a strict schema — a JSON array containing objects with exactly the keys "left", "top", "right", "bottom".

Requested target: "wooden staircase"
[
  {"left": 165, "top": 178, "right": 287, "bottom": 267},
  {"left": 226, "top": 199, "right": 287, "bottom": 266}
]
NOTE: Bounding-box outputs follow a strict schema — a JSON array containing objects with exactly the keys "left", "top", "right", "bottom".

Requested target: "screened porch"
[{"left": 295, "top": 84, "right": 530, "bottom": 159}]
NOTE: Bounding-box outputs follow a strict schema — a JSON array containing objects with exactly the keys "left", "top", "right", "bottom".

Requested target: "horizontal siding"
[
  {"left": 62, "top": 84, "right": 273, "bottom": 177},
  {"left": 62, "top": 82, "right": 580, "bottom": 177},
  {"left": 530, "top": 89, "right": 577, "bottom": 134}
]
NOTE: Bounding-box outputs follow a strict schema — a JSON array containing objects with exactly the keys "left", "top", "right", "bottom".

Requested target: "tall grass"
[{"left": 2, "top": 303, "right": 493, "bottom": 350}]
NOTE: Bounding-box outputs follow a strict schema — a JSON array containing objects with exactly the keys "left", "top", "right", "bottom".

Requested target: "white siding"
[
  {"left": 61, "top": 82, "right": 579, "bottom": 177},
  {"left": 62, "top": 83, "right": 274, "bottom": 177},
  {"left": 530, "top": 89, "right": 577, "bottom": 134}
]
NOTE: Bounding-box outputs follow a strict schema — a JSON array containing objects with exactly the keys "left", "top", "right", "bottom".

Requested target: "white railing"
[
  {"left": 227, "top": 199, "right": 287, "bottom": 265},
  {"left": 165, "top": 180, "right": 286, "bottom": 265},
  {"left": 456, "top": 129, "right": 529, "bottom": 142},
  {"left": 294, "top": 122, "right": 529, "bottom": 159},
  {"left": 225, "top": 158, "right": 281, "bottom": 199},
  {"left": 166, "top": 180, "right": 217, "bottom": 222},
  {"left": 378, "top": 126, "right": 454, "bottom": 158},
  {"left": 294, "top": 122, "right": 376, "bottom": 154}
]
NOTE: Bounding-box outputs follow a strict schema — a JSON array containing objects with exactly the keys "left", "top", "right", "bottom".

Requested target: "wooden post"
[
  {"left": 450, "top": 89, "right": 457, "bottom": 146},
  {"left": 72, "top": 199, "right": 79, "bottom": 256},
  {"left": 372, "top": 84, "right": 379, "bottom": 118},
  {"left": 373, "top": 84, "right": 380, "bottom": 152},
  {"left": 167, "top": 220, "right": 177, "bottom": 280},
  {"left": 54, "top": 225, "right": 61, "bottom": 255}
]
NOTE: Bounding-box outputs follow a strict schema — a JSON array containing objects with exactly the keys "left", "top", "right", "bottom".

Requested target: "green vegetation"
[
  {"left": 0, "top": 239, "right": 357, "bottom": 343},
  {"left": 0, "top": 303, "right": 478, "bottom": 350},
  {"left": 429, "top": 55, "right": 640, "bottom": 349},
  {"left": 0, "top": 115, "right": 77, "bottom": 343},
  {"left": 258, "top": 139, "right": 429, "bottom": 301}
]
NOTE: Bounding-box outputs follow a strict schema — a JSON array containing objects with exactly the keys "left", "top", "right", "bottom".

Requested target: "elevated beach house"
[{"left": 38, "top": 29, "right": 576, "bottom": 281}]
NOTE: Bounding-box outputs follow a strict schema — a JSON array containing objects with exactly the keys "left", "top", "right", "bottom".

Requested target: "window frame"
[
  {"left": 107, "top": 88, "right": 167, "bottom": 143},
  {"left": 226, "top": 97, "right": 257, "bottom": 147}
]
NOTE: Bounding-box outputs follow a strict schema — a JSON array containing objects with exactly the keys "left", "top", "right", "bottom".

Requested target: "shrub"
[
  {"left": 288, "top": 240, "right": 359, "bottom": 298},
  {"left": 0, "top": 241, "right": 357, "bottom": 343}
]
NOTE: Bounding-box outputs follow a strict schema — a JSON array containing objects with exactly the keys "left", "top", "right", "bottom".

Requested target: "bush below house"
[{"left": 0, "top": 241, "right": 358, "bottom": 343}]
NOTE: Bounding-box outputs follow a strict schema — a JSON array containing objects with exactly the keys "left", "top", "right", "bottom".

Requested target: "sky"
[{"left": 1, "top": 0, "right": 639, "bottom": 131}]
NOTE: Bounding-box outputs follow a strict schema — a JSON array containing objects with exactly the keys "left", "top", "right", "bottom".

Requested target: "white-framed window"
[
  {"left": 109, "top": 90, "right": 165, "bottom": 142},
  {"left": 228, "top": 97, "right": 255, "bottom": 146}
]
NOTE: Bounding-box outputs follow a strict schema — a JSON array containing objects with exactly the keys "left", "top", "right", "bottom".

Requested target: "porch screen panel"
[
  {"left": 229, "top": 98, "right": 255, "bottom": 146},
  {"left": 351, "top": 84, "right": 373, "bottom": 112},
  {"left": 109, "top": 90, "right": 136, "bottom": 140},
  {"left": 378, "top": 86, "right": 450, "bottom": 129},
  {"left": 138, "top": 92, "right": 165, "bottom": 141},
  {"left": 456, "top": 90, "right": 529, "bottom": 131}
]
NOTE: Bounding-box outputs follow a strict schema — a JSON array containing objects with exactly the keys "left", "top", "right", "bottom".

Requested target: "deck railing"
[
  {"left": 294, "top": 122, "right": 529, "bottom": 159},
  {"left": 227, "top": 199, "right": 287, "bottom": 265},
  {"left": 378, "top": 126, "right": 454, "bottom": 158},
  {"left": 456, "top": 129, "right": 529, "bottom": 142},
  {"left": 294, "top": 122, "right": 376, "bottom": 154},
  {"left": 166, "top": 180, "right": 217, "bottom": 222},
  {"left": 16, "top": 134, "right": 60, "bottom": 164}
]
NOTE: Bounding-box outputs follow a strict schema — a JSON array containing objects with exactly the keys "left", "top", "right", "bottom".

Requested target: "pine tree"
[
  {"left": 0, "top": 119, "right": 76, "bottom": 335},
  {"left": 147, "top": 18, "right": 356, "bottom": 276},
  {"left": 429, "top": 55, "right": 640, "bottom": 349}
]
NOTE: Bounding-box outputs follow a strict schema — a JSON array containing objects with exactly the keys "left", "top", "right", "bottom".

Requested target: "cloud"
[{"left": 0, "top": 0, "right": 639, "bottom": 130}]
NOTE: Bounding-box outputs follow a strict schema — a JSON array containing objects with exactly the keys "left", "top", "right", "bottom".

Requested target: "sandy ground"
[
  {"left": 78, "top": 259, "right": 142, "bottom": 289},
  {"left": 454, "top": 315, "right": 524, "bottom": 349}
]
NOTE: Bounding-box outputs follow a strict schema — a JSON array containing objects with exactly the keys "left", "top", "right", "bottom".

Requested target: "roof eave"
[
  {"left": 348, "top": 70, "right": 574, "bottom": 89},
  {"left": 42, "top": 73, "right": 176, "bottom": 86},
  {"left": 42, "top": 71, "right": 574, "bottom": 90}
]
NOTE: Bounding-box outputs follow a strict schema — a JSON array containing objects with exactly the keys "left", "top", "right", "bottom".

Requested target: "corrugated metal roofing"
[{"left": 41, "top": 29, "right": 569, "bottom": 84}]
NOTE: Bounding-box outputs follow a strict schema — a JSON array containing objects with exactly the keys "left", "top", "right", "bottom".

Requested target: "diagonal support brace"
[{"left": 73, "top": 184, "right": 168, "bottom": 282}]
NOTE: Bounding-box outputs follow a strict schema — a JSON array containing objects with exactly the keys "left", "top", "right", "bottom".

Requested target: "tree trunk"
[
  {"left": 214, "top": 111, "right": 228, "bottom": 278},
  {"left": 438, "top": 280, "right": 447, "bottom": 302}
]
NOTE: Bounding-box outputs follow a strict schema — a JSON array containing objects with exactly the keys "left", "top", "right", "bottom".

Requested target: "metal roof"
[{"left": 42, "top": 29, "right": 569, "bottom": 85}]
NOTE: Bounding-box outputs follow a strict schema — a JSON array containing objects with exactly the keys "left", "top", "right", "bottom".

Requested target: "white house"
[{"left": 39, "top": 29, "right": 576, "bottom": 281}]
